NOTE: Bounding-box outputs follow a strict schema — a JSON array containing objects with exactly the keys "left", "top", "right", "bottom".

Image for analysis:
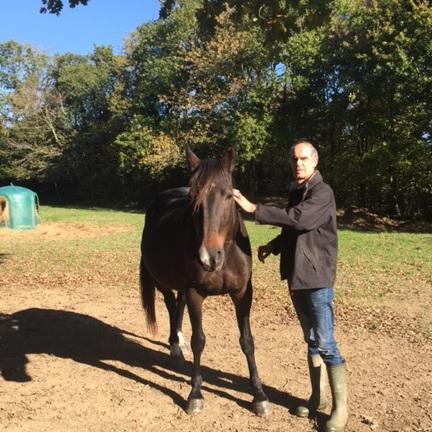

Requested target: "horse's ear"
[
  {"left": 222, "top": 148, "right": 235, "bottom": 173},
  {"left": 186, "top": 147, "right": 200, "bottom": 171}
]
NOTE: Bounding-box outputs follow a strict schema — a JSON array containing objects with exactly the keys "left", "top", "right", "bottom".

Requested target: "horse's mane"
[{"left": 188, "top": 159, "right": 232, "bottom": 213}]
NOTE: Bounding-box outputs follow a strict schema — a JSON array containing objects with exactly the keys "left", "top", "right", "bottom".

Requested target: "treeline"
[{"left": 1, "top": 0, "right": 431, "bottom": 220}]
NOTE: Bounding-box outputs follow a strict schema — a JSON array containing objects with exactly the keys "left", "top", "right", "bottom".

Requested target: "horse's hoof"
[
  {"left": 186, "top": 398, "right": 204, "bottom": 415},
  {"left": 253, "top": 399, "right": 271, "bottom": 416}
]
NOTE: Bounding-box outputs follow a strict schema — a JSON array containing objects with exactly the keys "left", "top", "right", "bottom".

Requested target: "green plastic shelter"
[{"left": 0, "top": 185, "right": 40, "bottom": 230}]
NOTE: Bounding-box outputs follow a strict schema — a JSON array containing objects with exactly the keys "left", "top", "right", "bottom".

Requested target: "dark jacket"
[{"left": 254, "top": 171, "right": 337, "bottom": 291}]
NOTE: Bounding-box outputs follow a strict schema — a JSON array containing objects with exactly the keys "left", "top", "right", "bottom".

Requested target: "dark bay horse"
[{"left": 139, "top": 148, "right": 270, "bottom": 416}]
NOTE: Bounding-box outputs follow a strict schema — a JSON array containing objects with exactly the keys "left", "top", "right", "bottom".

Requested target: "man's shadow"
[{"left": 0, "top": 308, "right": 325, "bottom": 426}]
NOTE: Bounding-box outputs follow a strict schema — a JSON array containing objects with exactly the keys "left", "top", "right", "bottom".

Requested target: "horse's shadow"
[
  {"left": 0, "top": 252, "right": 10, "bottom": 265},
  {"left": 0, "top": 308, "right": 323, "bottom": 423}
]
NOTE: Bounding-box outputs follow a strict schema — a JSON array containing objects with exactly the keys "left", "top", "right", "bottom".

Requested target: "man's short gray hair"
[{"left": 289, "top": 140, "right": 319, "bottom": 161}]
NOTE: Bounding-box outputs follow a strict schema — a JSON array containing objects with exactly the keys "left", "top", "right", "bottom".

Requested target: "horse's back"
[
  {"left": 143, "top": 186, "right": 192, "bottom": 243},
  {"left": 145, "top": 187, "right": 190, "bottom": 224}
]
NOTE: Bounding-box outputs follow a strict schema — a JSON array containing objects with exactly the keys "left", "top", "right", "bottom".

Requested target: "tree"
[
  {"left": 161, "top": 0, "right": 331, "bottom": 44},
  {"left": 122, "top": 0, "right": 200, "bottom": 121},
  {"left": 326, "top": 0, "right": 432, "bottom": 218},
  {"left": 274, "top": 0, "right": 432, "bottom": 218},
  {"left": 39, "top": 0, "right": 90, "bottom": 15},
  {"left": 121, "top": 2, "right": 279, "bottom": 192},
  {"left": 50, "top": 47, "right": 125, "bottom": 196},
  {"left": 0, "top": 42, "right": 125, "bottom": 199},
  {"left": 164, "top": 4, "right": 278, "bottom": 186},
  {"left": 0, "top": 42, "right": 68, "bottom": 183},
  {"left": 110, "top": 0, "right": 201, "bottom": 193}
]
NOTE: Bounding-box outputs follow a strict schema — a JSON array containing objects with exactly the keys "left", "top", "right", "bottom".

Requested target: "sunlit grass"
[{"left": 2, "top": 206, "right": 431, "bottom": 339}]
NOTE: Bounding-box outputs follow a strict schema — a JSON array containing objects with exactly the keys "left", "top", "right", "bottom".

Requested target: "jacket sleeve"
[{"left": 255, "top": 184, "right": 334, "bottom": 232}]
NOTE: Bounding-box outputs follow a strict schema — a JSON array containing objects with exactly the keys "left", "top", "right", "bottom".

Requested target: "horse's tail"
[{"left": 139, "top": 256, "right": 158, "bottom": 335}]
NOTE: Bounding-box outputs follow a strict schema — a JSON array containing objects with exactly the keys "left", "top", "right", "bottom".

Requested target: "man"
[{"left": 233, "top": 140, "right": 348, "bottom": 432}]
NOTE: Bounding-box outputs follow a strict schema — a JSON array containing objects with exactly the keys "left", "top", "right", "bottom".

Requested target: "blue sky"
[{"left": 0, "top": 0, "right": 161, "bottom": 56}]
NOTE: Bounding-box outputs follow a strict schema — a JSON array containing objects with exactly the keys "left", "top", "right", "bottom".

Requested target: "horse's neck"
[{"left": 226, "top": 207, "right": 242, "bottom": 243}]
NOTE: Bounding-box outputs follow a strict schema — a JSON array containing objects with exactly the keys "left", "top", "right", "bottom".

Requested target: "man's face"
[{"left": 289, "top": 144, "right": 318, "bottom": 184}]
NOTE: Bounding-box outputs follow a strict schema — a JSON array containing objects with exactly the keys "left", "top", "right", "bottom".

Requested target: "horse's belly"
[{"left": 141, "top": 230, "right": 189, "bottom": 290}]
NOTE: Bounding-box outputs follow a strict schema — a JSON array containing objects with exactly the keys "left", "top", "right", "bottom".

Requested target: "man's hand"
[
  {"left": 233, "top": 189, "right": 257, "bottom": 213},
  {"left": 257, "top": 244, "right": 273, "bottom": 263}
]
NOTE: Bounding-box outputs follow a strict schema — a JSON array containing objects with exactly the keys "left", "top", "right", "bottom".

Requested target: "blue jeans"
[{"left": 291, "top": 287, "right": 344, "bottom": 366}]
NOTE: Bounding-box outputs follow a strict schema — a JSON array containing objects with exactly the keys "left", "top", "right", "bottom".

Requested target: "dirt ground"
[{"left": 0, "top": 224, "right": 431, "bottom": 432}]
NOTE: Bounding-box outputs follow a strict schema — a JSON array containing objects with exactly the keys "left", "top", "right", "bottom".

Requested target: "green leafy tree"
[
  {"left": 162, "top": 0, "right": 331, "bottom": 44},
  {"left": 123, "top": 0, "right": 200, "bottom": 122},
  {"left": 271, "top": 0, "right": 432, "bottom": 218},
  {"left": 50, "top": 47, "right": 124, "bottom": 196},
  {"left": 163, "top": 6, "right": 276, "bottom": 157},
  {"left": 0, "top": 42, "right": 69, "bottom": 183},
  {"left": 112, "top": 117, "right": 183, "bottom": 198},
  {"left": 110, "top": 0, "right": 201, "bottom": 194},
  {"left": 325, "top": 0, "right": 432, "bottom": 217},
  {"left": 39, "top": 0, "right": 90, "bottom": 15}
]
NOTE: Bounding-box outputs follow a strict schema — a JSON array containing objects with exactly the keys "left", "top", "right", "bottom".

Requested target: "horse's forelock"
[{"left": 189, "top": 159, "right": 231, "bottom": 213}]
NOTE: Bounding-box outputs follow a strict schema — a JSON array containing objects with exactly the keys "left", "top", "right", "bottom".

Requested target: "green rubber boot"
[
  {"left": 325, "top": 362, "right": 348, "bottom": 432},
  {"left": 296, "top": 354, "right": 328, "bottom": 417}
]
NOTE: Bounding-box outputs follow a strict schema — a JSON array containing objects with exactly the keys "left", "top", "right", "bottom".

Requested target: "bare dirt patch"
[
  {"left": 0, "top": 222, "right": 131, "bottom": 240},
  {"left": 0, "top": 274, "right": 431, "bottom": 432}
]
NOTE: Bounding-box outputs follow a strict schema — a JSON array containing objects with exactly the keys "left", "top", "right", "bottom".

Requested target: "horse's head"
[{"left": 187, "top": 147, "right": 236, "bottom": 272}]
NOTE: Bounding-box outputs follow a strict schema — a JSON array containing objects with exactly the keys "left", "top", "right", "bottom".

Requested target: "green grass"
[
  {"left": 2, "top": 206, "right": 144, "bottom": 275},
  {"left": 336, "top": 230, "right": 432, "bottom": 296},
  {"left": 2, "top": 205, "right": 431, "bottom": 340},
  {"left": 244, "top": 220, "right": 432, "bottom": 296},
  {"left": 39, "top": 205, "right": 144, "bottom": 226}
]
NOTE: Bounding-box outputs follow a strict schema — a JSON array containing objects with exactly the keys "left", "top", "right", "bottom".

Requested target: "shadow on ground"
[
  {"left": 0, "top": 252, "right": 11, "bottom": 265},
  {"left": 0, "top": 308, "right": 313, "bottom": 421}
]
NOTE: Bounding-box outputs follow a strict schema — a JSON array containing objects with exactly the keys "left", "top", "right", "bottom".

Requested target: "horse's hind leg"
[
  {"left": 175, "top": 292, "right": 190, "bottom": 355},
  {"left": 231, "top": 282, "right": 271, "bottom": 416},
  {"left": 160, "top": 288, "right": 186, "bottom": 361}
]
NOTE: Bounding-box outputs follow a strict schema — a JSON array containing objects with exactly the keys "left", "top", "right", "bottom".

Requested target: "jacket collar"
[{"left": 289, "top": 170, "right": 323, "bottom": 192}]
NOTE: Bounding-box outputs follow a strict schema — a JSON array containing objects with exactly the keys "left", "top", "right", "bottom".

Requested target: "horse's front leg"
[
  {"left": 185, "top": 288, "right": 205, "bottom": 414},
  {"left": 231, "top": 281, "right": 271, "bottom": 416}
]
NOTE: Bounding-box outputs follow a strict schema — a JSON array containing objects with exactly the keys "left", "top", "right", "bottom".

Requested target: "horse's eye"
[{"left": 226, "top": 193, "right": 233, "bottom": 200}]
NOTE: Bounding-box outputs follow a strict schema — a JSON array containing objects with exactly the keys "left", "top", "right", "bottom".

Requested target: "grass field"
[{"left": 2, "top": 205, "right": 431, "bottom": 341}]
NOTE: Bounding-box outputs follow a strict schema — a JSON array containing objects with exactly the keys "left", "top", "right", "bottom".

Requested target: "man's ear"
[
  {"left": 221, "top": 148, "right": 235, "bottom": 173},
  {"left": 186, "top": 147, "right": 200, "bottom": 171}
]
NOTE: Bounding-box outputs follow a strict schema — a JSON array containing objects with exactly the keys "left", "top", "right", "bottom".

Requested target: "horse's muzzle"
[{"left": 198, "top": 246, "right": 224, "bottom": 272}]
